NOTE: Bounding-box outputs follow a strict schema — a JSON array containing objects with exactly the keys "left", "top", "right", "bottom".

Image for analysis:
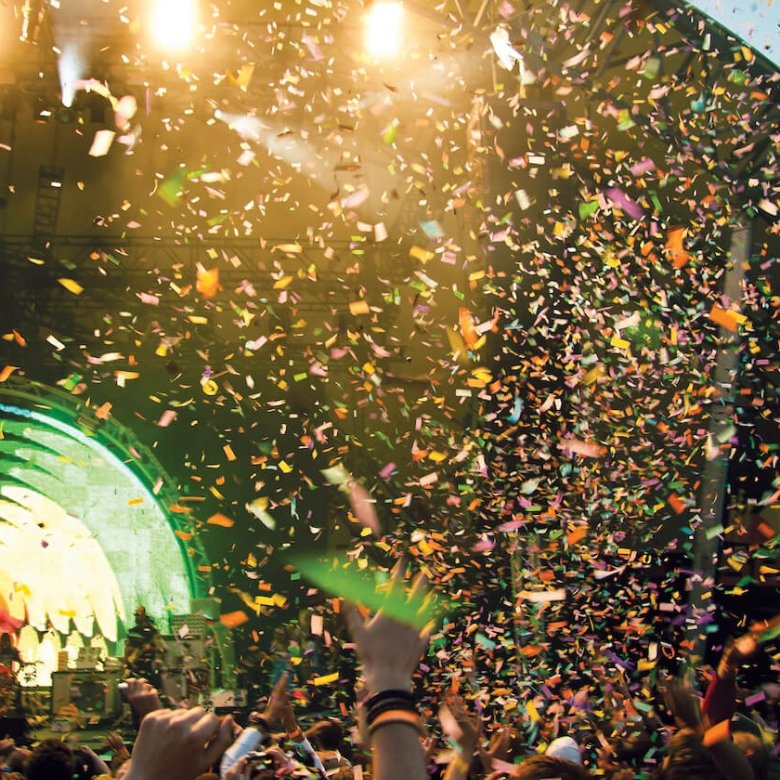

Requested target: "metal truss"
[
  {"left": 0, "top": 233, "right": 419, "bottom": 371},
  {"left": 32, "top": 166, "right": 64, "bottom": 242}
]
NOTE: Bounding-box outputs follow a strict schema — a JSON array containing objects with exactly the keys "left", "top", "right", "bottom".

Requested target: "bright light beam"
[
  {"left": 364, "top": 1, "right": 403, "bottom": 59},
  {"left": 150, "top": 0, "right": 198, "bottom": 51},
  {"left": 213, "top": 109, "right": 330, "bottom": 184},
  {"left": 57, "top": 43, "right": 84, "bottom": 108}
]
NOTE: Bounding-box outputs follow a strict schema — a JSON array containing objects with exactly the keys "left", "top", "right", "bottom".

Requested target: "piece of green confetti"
[{"left": 289, "top": 554, "right": 445, "bottom": 630}]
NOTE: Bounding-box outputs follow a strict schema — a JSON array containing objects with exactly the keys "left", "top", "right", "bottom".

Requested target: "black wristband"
[
  {"left": 365, "top": 689, "right": 415, "bottom": 709},
  {"left": 367, "top": 699, "right": 417, "bottom": 726}
]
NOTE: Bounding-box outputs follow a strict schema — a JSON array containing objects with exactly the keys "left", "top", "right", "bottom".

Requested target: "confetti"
[
  {"left": 207, "top": 513, "right": 235, "bottom": 528},
  {"left": 0, "top": 0, "right": 776, "bottom": 735},
  {"left": 290, "top": 555, "right": 444, "bottom": 630},
  {"left": 88, "top": 129, "right": 116, "bottom": 157}
]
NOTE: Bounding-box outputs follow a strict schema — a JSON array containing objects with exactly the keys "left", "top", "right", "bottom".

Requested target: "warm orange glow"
[
  {"left": 149, "top": 0, "right": 198, "bottom": 51},
  {"left": 364, "top": 2, "right": 403, "bottom": 59}
]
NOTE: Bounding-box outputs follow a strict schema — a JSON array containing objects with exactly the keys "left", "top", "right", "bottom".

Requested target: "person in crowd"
[
  {"left": 304, "top": 719, "right": 352, "bottom": 775},
  {"left": 25, "top": 738, "right": 77, "bottom": 780},
  {"left": 0, "top": 739, "right": 31, "bottom": 775},
  {"left": 4, "top": 564, "right": 777, "bottom": 780},
  {"left": 123, "top": 607, "right": 167, "bottom": 689}
]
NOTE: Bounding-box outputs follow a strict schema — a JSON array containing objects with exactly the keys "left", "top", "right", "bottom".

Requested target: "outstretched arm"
[
  {"left": 442, "top": 694, "right": 481, "bottom": 780},
  {"left": 345, "top": 564, "right": 432, "bottom": 780},
  {"left": 702, "top": 622, "right": 769, "bottom": 728}
]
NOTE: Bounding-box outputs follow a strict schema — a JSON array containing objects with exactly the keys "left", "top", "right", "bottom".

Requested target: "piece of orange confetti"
[
  {"left": 207, "top": 513, "right": 235, "bottom": 528},
  {"left": 709, "top": 304, "right": 745, "bottom": 332},
  {"left": 0, "top": 366, "right": 18, "bottom": 383},
  {"left": 196, "top": 265, "right": 221, "bottom": 299},
  {"left": 668, "top": 494, "right": 686, "bottom": 515},
  {"left": 459, "top": 307, "right": 478, "bottom": 348},
  {"left": 666, "top": 227, "right": 690, "bottom": 268},
  {"left": 219, "top": 611, "right": 249, "bottom": 628}
]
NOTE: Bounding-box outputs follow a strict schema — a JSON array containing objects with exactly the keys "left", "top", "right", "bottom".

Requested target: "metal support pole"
[{"left": 686, "top": 221, "right": 751, "bottom": 663}]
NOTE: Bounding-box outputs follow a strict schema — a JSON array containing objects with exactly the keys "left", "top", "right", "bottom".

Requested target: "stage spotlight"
[
  {"left": 149, "top": 0, "right": 198, "bottom": 51},
  {"left": 56, "top": 106, "right": 75, "bottom": 124},
  {"left": 364, "top": 1, "right": 403, "bottom": 59}
]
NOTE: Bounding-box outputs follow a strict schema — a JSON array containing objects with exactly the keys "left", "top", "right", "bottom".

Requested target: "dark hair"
[
  {"left": 613, "top": 728, "right": 652, "bottom": 764},
  {"left": 732, "top": 731, "right": 769, "bottom": 780},
  {"left": 305, "top": 719, "right": 343, "bottom": 751},
  {"left": 513, "top": 755, "right": 592, "bottom": 780},
  {"left": 661, "top": 728, "right": 726, "bottom": 780},
  {"left": 72, "top": 746, "right": 101, "bottom": 780},
  {"left": 26, "top": 739, "right": 76, "bottom": 780}
]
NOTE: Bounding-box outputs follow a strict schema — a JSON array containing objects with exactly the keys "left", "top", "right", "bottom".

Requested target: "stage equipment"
[
  {"left": 171, "top": 613, "right": 209, "bottom": 639},
  {"left": 163, "top": 635, "right": 208, "bottom": 670},
  {"left": 51, "top": 670, "right": 121, "bottom": 720}
]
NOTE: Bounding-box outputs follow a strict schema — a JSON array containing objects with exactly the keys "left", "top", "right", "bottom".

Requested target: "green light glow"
[{"left": 0, "top": 401, "right": 193, "bottom": 641}]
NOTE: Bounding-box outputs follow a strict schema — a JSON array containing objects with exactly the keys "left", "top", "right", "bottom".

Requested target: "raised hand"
[
  {"left": 443, "top": 692, "right": 482, "bottom": 752},
  {"left": 344, "top": 560, "right": 433, "bottom": 780},
  {"left": 123, "top": 706, "right": 234, "bottom": 780},
  {"left": 123, "top": 678, "right": 163, "bottom": 722},
  {"left": 344, "top": 562, "right": 432, "bottom": 694},
  {"left": 261, "top": 672, "right": 297, "bottom": 733}
]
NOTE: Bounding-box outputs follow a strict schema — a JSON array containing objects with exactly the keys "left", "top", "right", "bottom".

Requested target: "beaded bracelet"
[{"left": 365, "top": 688, "right": 417, "bottom": 727}]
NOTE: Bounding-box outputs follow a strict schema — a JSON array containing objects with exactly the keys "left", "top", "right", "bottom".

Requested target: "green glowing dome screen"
[{"left": 0, "top": 395, "right": 195, "bottom": 646}]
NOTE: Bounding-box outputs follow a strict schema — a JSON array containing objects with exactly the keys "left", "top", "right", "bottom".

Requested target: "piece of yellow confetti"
[
  {"left": 58, "top": 278, "right": 83, "bottom": 295},
  {"left": 313, "top": 672, "right": 340, "bottom": 686},
  {"left": 349, "top": 300, "right": 370, "bottom": 316}
]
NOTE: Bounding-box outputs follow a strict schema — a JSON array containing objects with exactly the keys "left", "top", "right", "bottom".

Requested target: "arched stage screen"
[{"left": 0, "top": 379, "right": 210, "bottom": 681}]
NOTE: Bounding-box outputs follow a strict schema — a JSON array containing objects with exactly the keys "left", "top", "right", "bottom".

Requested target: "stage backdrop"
[{"left": 0, "top": 378, "right": 210, "bottom": 683}]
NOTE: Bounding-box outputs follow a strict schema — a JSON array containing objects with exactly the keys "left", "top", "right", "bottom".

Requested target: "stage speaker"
[
  {"left": 163, "top": 637, "right": 207, "bottom": 670},
  {"left": 51, "top": 671, "right": 121, "bottom": 719},
  {"left": 171, "top": 613, "right": 208, "bottom": 639},
  {"left": 160, "top": 667, "right": 210, "bottom": 704}
]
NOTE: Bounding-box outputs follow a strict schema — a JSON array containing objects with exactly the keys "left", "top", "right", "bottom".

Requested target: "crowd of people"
[{"left": 0, "top": 566, "right": 777, "bottom": 780}]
